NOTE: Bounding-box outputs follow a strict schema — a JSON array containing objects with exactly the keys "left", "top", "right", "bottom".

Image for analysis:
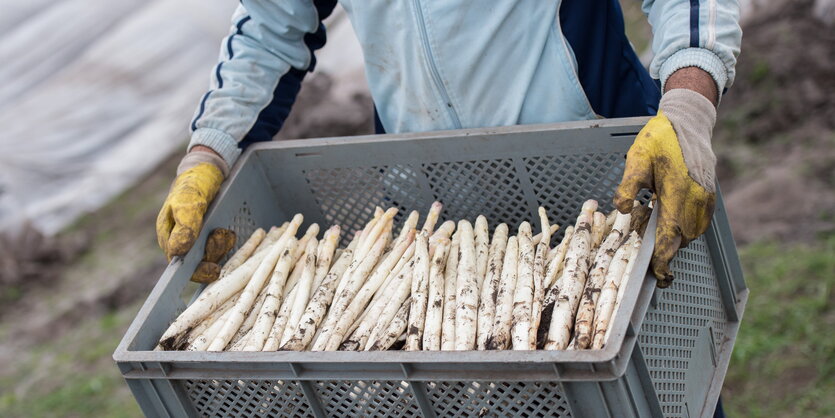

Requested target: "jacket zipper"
[{"left": 411, "top": 0, "right": 462, "bottom": 128}]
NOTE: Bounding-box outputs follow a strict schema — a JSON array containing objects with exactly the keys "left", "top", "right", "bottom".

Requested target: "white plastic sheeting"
[{"left": 0, "top": 1, "right": 366, "bottom": 235}]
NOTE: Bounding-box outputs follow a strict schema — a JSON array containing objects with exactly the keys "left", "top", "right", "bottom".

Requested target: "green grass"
[
  {"left": 723, "top": 234, "right": 835, "bottom": 417},
  {"left": 0, "top": 304, "right": 142, "bottom": 418}
]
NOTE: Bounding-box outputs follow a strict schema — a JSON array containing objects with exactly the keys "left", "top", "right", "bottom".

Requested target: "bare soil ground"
[{"left": 716, "top": 0, "right": 835, "bottom": 244}]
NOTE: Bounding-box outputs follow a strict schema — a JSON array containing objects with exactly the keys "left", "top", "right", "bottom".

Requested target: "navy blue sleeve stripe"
[
  {"left": 191, "top": 15, "right": 251, "bottom": 132},
  {"left": 689, "top": 0, "right": 700, "bottom": 47},
  {"left": 241, "top": 0, "right": 337, "bottom": 146}
]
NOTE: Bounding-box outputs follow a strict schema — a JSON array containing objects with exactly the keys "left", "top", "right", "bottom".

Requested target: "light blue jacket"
[{"left": 189, "top": 0, "right": 741, "bottom": 167}]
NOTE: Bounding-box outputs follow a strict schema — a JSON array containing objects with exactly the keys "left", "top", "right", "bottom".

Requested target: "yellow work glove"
[
  {"left": 156, "top": 150, "right": 228, "bottom": 260},
  {"left": 614, "top": 89, "right": 717, "bottom": 288}
]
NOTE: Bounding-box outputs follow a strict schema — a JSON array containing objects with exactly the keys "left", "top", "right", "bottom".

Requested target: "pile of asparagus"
[{"left": 157, "top": 200, "right": 647, "bottom": 352}]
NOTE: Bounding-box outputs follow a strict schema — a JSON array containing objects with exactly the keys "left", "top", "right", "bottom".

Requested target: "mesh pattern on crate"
[
  {"left": 420, "top": 159, "right": 530, "bottom": 228},
  {"left": 523, "top": 153, "right": 626, "bottom": 244},
  {"left": 425, "top": 381, "right": 571, "bottom": 417},
  {"left": 184, "top": 379, "right": 313, "bottom": 417},
  {"left": 223, "top": 202, "right": 258, "bottom": 263},
  {"left": 638, "top": 236, "right": 729, "bottom": 417},
  {"left": 314, "top": 380, "right": 420, "bottom": 417},
  {"left": 303, "top": 165, "right": 426, "bottom": 246}
]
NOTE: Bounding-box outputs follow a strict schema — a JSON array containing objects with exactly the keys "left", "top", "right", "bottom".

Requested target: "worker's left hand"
[{"left": 614, "top": 88, "right": 717, "bottom": 288}]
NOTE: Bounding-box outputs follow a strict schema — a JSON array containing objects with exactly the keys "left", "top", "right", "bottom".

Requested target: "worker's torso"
[
  {"left": 341, "top": 0, "right": 600, "bottom": 133},
  {"left": 342, "top": 0, "right": 595, "bottom": 132}
]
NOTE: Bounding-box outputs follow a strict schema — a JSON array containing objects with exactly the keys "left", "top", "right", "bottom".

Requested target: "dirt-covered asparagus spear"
[
  {"left": 574, "top": 212, "right": 631, "bottom": 349},
  {"left": 454, "top": 220, "right": 479, "bottom": 350},
  {"left": 406, "top": 232, "right": 431, "bottom": 350},
  {"left": 591, "top": 233, "right": 639, "bottom": 349},
  {"left": 511, "top": 222, "right": 535, "bottom": 350},
  {"left": 485, "top": 236, "right": 518, "bottom": 350},
  {"left": 422, "top": 238, "right": 451, "bottom": 350},
  {"left": 544, "top": 200, "right": 597, "bottom": 350},
  {"left": 476, "top": 223, "right": 508, "bottom": 350},
  {"left": 440, "top": 232, "right": 460, "bottom": 350}
]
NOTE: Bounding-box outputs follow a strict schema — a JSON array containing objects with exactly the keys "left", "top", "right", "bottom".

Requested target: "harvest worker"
[{"left": 157, "top": 1, "right": 741, "bottom": 290}]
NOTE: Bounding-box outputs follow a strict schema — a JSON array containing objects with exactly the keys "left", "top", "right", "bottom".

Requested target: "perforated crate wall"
[
  {"left": 314, "top": 380, "right": 420, "bottom": 417},
  {"left": 425, "top": 381, "right": 572, "bottom": 417},
  {"left": 638, "top": 236, "right": 729, "bottom": 417},
  {"left": 301, "top": 152, "right": 638, "bottom": 247},
  {"left": 182, "top": 379, "right": 573, "bottom": 417},
  {"left": 184, "top": 379, "right": 313, "bottom": 418}
]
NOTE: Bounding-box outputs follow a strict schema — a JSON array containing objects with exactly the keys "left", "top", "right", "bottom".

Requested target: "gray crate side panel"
[{"left": 638, "top": 235, "right": 730, "bottom": 418}]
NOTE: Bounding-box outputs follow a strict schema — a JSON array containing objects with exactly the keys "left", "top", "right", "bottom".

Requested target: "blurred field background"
[{"left": 0, "top": 0, "right": 832, "bottom": 416}]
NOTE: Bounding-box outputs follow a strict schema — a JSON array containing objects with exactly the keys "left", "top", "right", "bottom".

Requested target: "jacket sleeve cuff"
[
  {"left": 659, "top": 47, "right": 729, "bottom": 96},
  {"left": 188, "top": 128, "right": 242, "bottom": 168}
]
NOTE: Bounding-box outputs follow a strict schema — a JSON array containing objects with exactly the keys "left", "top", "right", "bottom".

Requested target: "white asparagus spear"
[
  {"left": 366, "top": 230, "right": 417, "bottom": 316},
  {"left": 241, "top": 238, "right": 297, "bottom": 351},
  {"left": 421, "top": 202, "right": 443, "bottom": 235},
  {"left": 356, "top": 208, "right": 398, "bottom": 262},
  {"left": 440, "top": 232, "right": 460, "bottom": 350},
  {"left": 454, "top": 220, "right": 479, "bottom": 350},
  {"left": 313, "top": 230, "right": 390, "bottom": 350},
  {"left": 574, "top": 212, "right": 631, "bottom": 349},
  {"left": 615, "top": 233, "right": 642, "bottom": 307},
  {"left": 544, "top": 200, "right": 597, "bottom": 350},
  {"left": 592, "top": 233, "right": 639, "bottom": 349},
  {"left": 474, "top": 215, "right": 490, "bottom": 290},
  {"left": 219, "top": 228, "right": 265, "bottom": 278},
  {"left": 476, "top": 224, "right": 508, "bottom": 350},
  {"left": 395, "top": 211, "right": 420, "bottom": 247},
  {"left": 228, "top": 285, "right": 270, "bottom": 347},
  {"left": 604, "top": 234, "right": 643, "bottom": 345},
  {"left": 324, "top": 233, "right": 415, "bottom": 350},
  {"left": 511, "top": 222, "right": 535, "bottom": 350},
  {"left": 262, "top": 283, "right": 298, "bottom": 351},
  {"left": 355, "top": 216, "right": 379, "bottom": 257},
  {"left": 283, "top": 224, "right": 320, "bottom": 297},
  {"left": 532, "top": 224, "right": 559, "bottom": 245},
  {"left": 279, "top": 238, "right": 319, "bottom": 347},
  {"left": 604, "top": 209, "right": 617, "bottom": 237},
  {"left": 312, "top": 226, "right": 341, "bottom": 290},
  {"left": 164, "top": 250, "right": 267, "bottom": 350},
  {"left": 429, "top": 220, "right": 455, "bottom": 256},
  {"left": 485, "top": 236, "right": 519, "bottom": 350},
  {"left": 186, "top": 301, "right": 236, "bottom": 351},
  {"left": 422, "top": 238, "right": 451, "bottom": 350},
  {"left": 228, "top": 328, "right": 251, "bottom": 351},
  {"left": 365, "top": 261, "right": 414, "bottom": 350},
  {"left": 536, "top": 273, "right": 564, "bottom": 349},
  {"left": 207, "top": 227, "right": 300, "bottom": 351},
  {"left": 545, "top": 225, "right": 574, "bottom": 289},
  {"left": 159, "top": 215, "right": 303, "bottom": 350},
  {"left": 280, "top": 240, "right": 356, "bottom": 351},
  {"left": 368, "top": 297, "right": 412, "bottom": 351},
  {"left": 406, "top": 232, "right": 431, "bottom": 350},
  {"left": 590, "top": 212, "right": 607, "bottom": 251},
  {"left": 251, "top": 224, "right": 288, "bottom": 255},
  {"left": 184, "top": 292, "right": 238, "bottom": 347},
  {"left": 529, "top": 208, "right": 551, "bottom": 349}
]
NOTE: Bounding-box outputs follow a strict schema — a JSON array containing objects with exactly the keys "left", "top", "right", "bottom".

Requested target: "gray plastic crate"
[{"left": 114, "top": 117, "right": 747, "bottom": 418}]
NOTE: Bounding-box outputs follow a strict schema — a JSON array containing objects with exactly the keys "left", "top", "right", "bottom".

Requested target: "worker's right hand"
[{"left": 156, "top": 149, "right": 228, "bottom": 260}]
